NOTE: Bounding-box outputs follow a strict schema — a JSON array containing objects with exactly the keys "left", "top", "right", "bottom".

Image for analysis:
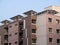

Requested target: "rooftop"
[
  {"left": 1, "top": 20, "right": 10, "bottom": 23},
  {"left": 36, "top": 10, "right": 58, "bottom": 15},
  {"left": 10, "top": 15, "right": 23, "bottom": 20},
  {"left": 23, "top": 10, "right": 37, "bottom": 15}
]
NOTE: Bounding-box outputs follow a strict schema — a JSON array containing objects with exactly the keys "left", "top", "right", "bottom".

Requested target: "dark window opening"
[
  {"left": 57, "top": 39, "right": 60, "bottom": 43},
  {"left": 19, "top": 22, "right": 23, "bottom": 29},
  {"left": 15, "top": 41, "right": 17, "bottom": 44},
  {"left": 56, "top": 19, "right": 60, "bottom": 24},
  {"left": 48, "top": 18, "right": 52, "bottom": 22},
  {"left": 19, "top": 41, "right": 23, "bottom": 45},
  {"left": 9, "top": 26, "right": 12, "bottom": 28},
  {"left": 4, "top": 43, "right": 8, "bottom": 45},
  {"left": 49, "top": 28, "right": 52, "bottom": 33},
  {"left": 15, "top": 24, "right": 18, "bottom": 26},
  {"left": 32, "top": 29, "right": 36, "bottom": 33},
  {"left": 32, "top": 39, "right": 36, "bottom": 43},
  {"left": 4, "top": 35, "right": 8, "bottom": 41},
  {"left": 15, "top": 33, "right": 17, "bottom": 35},
  {"left": 32, "top": 19, "right": 36, "bottom": 24},
  {"left": 49, "top": 38, "right": 52, "bottom": 42},
  {"left": 56, "top": 29, "right": 60, "bottom": 34}
]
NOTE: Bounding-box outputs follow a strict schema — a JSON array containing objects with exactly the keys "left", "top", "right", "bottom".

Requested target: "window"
[
  {"left": 32, "top": 39, "right": 36, "bottom": 43},
  {"left": 48, "top": 18, "right": 52, "bottom": 22},
  {"left": 9, "top": 43, "right": 11, "bottom": 45},
  {"left": 57, "top": 39, "right": 60, "bottom": 43},
  {"left": 32, "top": 29, "right": 36, "bottom": 33},
  {"left": 56, "top": 19, "right": 60, "bottom": 24},
  {"left": 15, "top": 33, "right": 17, "bottom": 35},
  {"left": 32, "top": 19, "right": 36, "bottom": 24},
  {"left": 15, "top": 41, "right": 17, "bottom": 44},
  {"left": 49, "top": 28, "right": 52, "bottom": 33},
  {"left": 9, "top": 26, "right": 12, "bottom": 28},
  {"left": 49, "top": 38, "right": 52, "bottom": 42},
  {"left": 4, "top": 43, "right": 8, "bottom": 45},
  {"left": 56, "top": 29, "right": 60, "bottom": 34},
  {"left": 15, "top": 24, "right": 18, "bottom": 26},
  {"left": 4, "top": 35, "right": 8, "bottom": 39}
]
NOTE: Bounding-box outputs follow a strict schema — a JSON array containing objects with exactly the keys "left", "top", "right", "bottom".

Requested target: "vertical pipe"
[
  {"left": 23, "top": 20, "right": 25, "bottom": 29},
  {"left": 23, "top": 20, "right": 28, "bottom": 45}
]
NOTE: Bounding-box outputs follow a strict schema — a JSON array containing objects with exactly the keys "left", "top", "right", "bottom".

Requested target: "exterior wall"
[
  {"left": 36, "top": 14, "right": 47, "bottom": 45},
  {"left": 23, "top": 15, "right": 37, "bottom": 45},
  {"left": 0, "top": 26, "right": 6, "bottom": 45},
  {"left": 8, "top": 21, "right": 19, "bottom": 45},
  {"left": 46, "top": 14, "right": 60, "bottom": 45},
  {"left": 23, "top": 17, "right": 31, "bottom": 45}
]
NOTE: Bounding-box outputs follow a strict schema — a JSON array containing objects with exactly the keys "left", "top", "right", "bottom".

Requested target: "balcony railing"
[{"left": 4, "top": 30, "right": 8, "bottom": 34}]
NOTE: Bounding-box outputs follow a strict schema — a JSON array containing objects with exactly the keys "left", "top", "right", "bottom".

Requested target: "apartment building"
[{"left": 0, "top": 6, "right": 60, "bottom": 45}]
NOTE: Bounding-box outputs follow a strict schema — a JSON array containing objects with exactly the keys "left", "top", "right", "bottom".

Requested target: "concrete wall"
[
  {"left": 36, "top": 14, "right": 47, "bottom": 45},
  {"left": 8, "top": 22, "right": 19, "bottom": 45}
]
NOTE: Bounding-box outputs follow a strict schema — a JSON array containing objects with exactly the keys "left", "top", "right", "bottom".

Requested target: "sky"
[{"left": 0, "top": 0, "right": 60, "bottom": 21}]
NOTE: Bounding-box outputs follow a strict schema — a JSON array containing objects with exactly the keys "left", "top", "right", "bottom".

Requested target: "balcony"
[
  {"left": 19, "top": 22, "right": 23, "bottom": 45},
  {"left": 19, "top": 25, "right": 23, "bottom": 30},
  {"left": 4, "top": 43, "right": 8, "bottom": 45},
  {"left": 4, "top": 29, "right": 8, "bottom": 34},
  {"left": 4, "top": 35, "right": 8, "bottom": 42},
  {"left": 4, "top": 27, "right": 8, "bottom": 35},
  {"left": 19, "top": 41, "right": 23, "bottom": 45},
  {"left": 32, "top": 39, "right": 36, "bottom": 45},
  {"left": 19, "top": 37, "right": 23, "bottom": 45},
  {"left": 20, "top": 30, "right": 23, "bottom": 33},
  {"left": 19, "top": 32, "right": 23, "bottom": 38},
  {"left": 32, "top": 19, "right": 36, "bottom": 25}
]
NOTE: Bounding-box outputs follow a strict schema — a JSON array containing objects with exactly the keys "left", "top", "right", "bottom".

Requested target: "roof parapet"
[
  {"left": 1, "top": 20, "right": 10, "bottom": 24},
  {"left": 23, "top": 10, "right": 37, "bottom": 15},
  {"left": 36, "top": 10, "right": 58, "bottom": 15},
  {"left": 10, "top": 15, "right": 23, "bottom": 21}
]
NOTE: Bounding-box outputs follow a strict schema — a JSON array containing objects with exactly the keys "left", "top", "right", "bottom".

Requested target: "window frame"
[
  {"left": 32, "top": 39, "right": 36, "bottom": 43},
  {"left": 57, "top": 39, "right": 60, "bottom": 43},
  {"left": 56, "top": 29, "right": 60, "bottom": 34},
  {"left": 49, "top": 38, "right": 53, "bottom": 42},
  {"left": 32, "top": 19, "right": 36, "bottom": 24},
  {"left": 48, "top": 18, "right": 52, "bottom": 22},
  {"left": 49, "top": 28, "right": 52, "bottom": 33},
  {"left": 32, "top": 29, "right": 36, "bottom": 33}
]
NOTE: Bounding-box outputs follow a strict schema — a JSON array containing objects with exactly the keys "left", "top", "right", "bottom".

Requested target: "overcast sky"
[{"left": 0, "top": 0, "right": 60, "bottom": 21}]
